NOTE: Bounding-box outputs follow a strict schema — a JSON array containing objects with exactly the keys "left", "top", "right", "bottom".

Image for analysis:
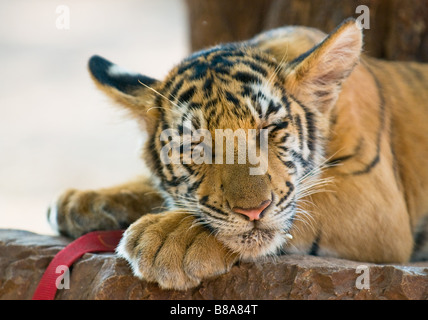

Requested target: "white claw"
[{"left": 47, "top": 198, "right": 60, "bottom": 233}]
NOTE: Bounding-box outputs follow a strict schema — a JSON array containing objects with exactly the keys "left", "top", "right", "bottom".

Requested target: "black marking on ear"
[
  {"left": 289, "top": 44, "right": 318, "bottom": 67},
  {"left": 290, "top": 18, "right": 358, "bottom": 68},
  {"left": 88, "top": 55, "right": 157, "bottom": 94}
]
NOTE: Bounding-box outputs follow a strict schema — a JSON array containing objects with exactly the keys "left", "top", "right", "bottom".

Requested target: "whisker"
[
  {"left": 267, "top": 44, "right": 289, "bottom": 86},
  {"left": 138, "top": 80, "right": 180, "bottom": 109},
  {"left": 138, "top": 80, "right": 197, "bottom": 126}
]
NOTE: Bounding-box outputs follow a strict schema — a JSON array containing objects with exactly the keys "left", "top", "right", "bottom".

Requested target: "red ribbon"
[{"left": 32, "top": 230, "right": 124, "bottom": 300}]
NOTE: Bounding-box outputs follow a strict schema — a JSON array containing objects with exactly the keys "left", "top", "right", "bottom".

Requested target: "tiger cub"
[{"left": 48, "top": 18, "right": 428, "bottom": 290}]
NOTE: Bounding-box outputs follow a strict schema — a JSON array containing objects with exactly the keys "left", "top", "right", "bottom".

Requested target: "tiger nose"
[{"left": 232, "top": 200, "right": 272, "bottom": 221}]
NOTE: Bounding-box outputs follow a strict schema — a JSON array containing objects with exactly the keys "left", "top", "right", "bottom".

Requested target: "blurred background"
[
  {"left": 0, "top": 0, "right": 189, "bottom": 234},
  {"left": 1, "top": 0, "right": 427, "bottom": 235}
]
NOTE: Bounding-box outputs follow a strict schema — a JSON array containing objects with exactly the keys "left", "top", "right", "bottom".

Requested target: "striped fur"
[{"left": 49, "top": 19, "right": 428, "bottom": 289}]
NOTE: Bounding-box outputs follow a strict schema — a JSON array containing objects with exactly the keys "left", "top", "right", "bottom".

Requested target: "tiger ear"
[
  {"left": 88, "top": 55, "right": 161, "bottom": 134},
  {"left": 284, "top": 18, "right": 363, "bottom": 114},
  {"left": 249, "top": 25, "right": 327, "bottom": 63}
]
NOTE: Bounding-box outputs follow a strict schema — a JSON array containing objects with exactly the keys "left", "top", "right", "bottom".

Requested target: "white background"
[{"left": 0, "top": 0, "right": 189, "bottom": 234}]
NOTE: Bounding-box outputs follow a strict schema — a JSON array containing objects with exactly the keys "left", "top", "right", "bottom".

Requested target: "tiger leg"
[
  {"left": 116, "top": 211, "right": 239, "bottom": 290},
  {"left": 48, "top": 177, "right": 164, "bottom": 238}
]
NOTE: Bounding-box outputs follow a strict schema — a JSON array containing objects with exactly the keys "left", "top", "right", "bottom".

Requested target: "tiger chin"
[{"left": 48, "top": 18, "right": 428, "bottom": 290}]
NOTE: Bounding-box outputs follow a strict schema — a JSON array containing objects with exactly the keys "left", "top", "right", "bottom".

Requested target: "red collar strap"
[{"left": 32, "top": 230, "right": 124, "bottom": 300}]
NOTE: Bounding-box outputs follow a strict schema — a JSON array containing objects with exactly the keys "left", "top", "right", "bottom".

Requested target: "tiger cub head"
[{"left": 88, "top": 19, "right": 363, "bottom": 259}]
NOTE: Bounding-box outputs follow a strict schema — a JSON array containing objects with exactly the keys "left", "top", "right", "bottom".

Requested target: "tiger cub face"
[{"left": 89, "top": 19, "right": 363, "bottom": 259}]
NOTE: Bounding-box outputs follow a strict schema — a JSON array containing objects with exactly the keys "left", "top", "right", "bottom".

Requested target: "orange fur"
[{"left": 49, "top": 19, "right": 428, "bottom": 289}]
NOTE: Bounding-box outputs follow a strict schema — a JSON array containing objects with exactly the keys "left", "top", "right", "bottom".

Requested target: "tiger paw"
[
  {"left": 116, "top": 211, "right": 239, "bottom": 290},
  {"left": 48, "top": 189, "right": 135, "bottom": 238}
]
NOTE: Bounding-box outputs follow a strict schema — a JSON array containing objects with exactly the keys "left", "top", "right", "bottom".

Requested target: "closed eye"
[{"left": 262, "top": 120, "right": 289, "bottom": 133}]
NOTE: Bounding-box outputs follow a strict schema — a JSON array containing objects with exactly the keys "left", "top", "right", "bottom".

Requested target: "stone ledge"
[{"left": 0, "top": 229, "right": 427, "bottom": 300}]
